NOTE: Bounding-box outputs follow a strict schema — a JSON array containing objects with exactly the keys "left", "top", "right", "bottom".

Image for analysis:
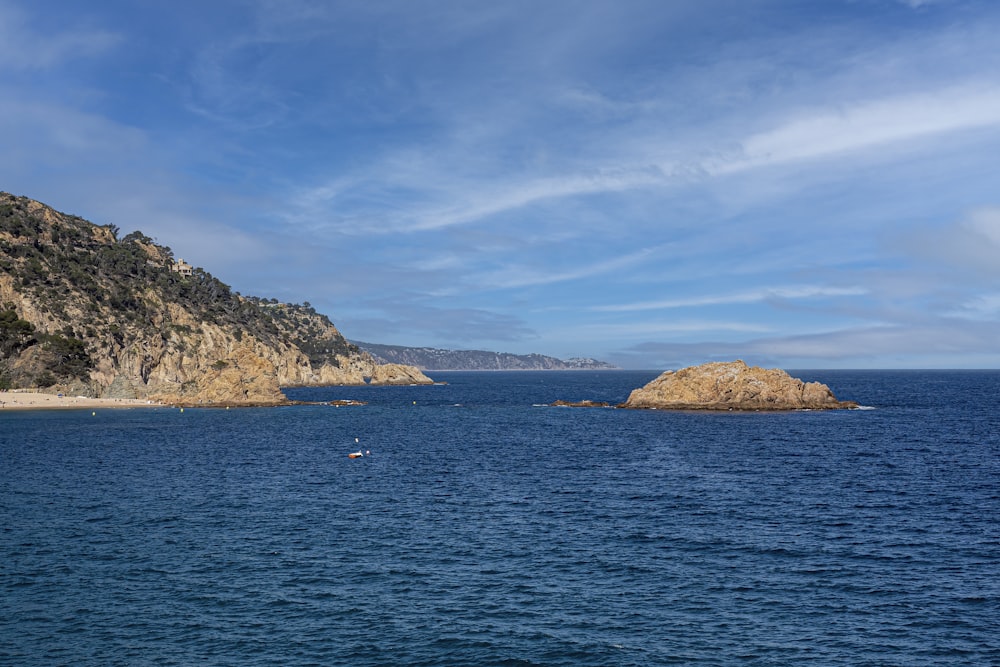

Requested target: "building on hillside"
[{"left": 171, "top": 258, "right": 193, "bottom": 277}]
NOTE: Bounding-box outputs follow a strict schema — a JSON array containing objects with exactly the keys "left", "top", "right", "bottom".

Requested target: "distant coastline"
[{"left": 353, "top": 341, "right": 618, "bottom": 371}]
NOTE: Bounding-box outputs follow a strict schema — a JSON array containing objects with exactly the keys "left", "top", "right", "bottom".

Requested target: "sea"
[{"left": 2, "top": 370, "right": 998, "bottom": 666}]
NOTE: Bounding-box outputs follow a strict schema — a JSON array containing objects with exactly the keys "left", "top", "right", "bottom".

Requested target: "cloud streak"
[
  {"left": 718, "top": 85, "right": 1000, "bottom": 173},
  {"left": 290, "top": 79, "right": 1000, "bottom": 241},
  {"left": 614, "top": 320, "right": 1000, "bottom": 370},
  {"left": 593, "top": 286, "right": 869, "bottom": 313}
]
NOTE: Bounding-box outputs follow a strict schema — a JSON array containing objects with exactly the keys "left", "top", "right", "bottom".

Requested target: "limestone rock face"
[
  {"left": 278, "top": 356, "right": 434, "bottom": 387},
  {"left": 366, "top": 362, "right": 434, "bottom": 385},
  {"left": 622, "top": 360, "right": 857, "bottom": 411},
  {"left": 147, "top": 341, "right": 286, "bottom": 404}
]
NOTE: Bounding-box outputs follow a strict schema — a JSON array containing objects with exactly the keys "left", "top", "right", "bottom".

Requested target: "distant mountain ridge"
[{"left": 354, "top": 341, "right": 618, "bottom": 370}]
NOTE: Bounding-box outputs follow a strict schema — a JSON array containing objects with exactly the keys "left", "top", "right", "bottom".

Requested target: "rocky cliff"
[
  {"left": 0, "top": 192, "right": 431, "bottom": 403},
  {"left": 622, "top": 360, "right": 857, "bottom": 410}
]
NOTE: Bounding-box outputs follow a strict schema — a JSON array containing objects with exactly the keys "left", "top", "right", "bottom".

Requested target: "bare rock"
[
  {"left": 550, "top": 399, "right": 611, "bottom": 408},
  {"left": 622, "top": 360, "right": 857, "bottom": 411},
  {"left": 367, "top": 362, "right": 434, "bottom": 385},
  {"left": 147, "top": 342, "right": 286, "bottom": 405}
]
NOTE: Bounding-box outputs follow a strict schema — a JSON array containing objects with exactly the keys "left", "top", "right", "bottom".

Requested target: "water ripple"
[{"left": 2, "top": 371, "right": 999, "bottom": 665}]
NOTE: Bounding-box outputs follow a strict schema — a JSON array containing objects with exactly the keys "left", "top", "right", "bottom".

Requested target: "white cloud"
[
  {"left": 716, "top": 85, "right": 1000, "bottom": 173},
  {"left": 292, "top": 82, "right": 1000, "bottom": 238},
  {"left": 965, "top": 208, "right": 1000, "bottom": 245},
  {"left": 407, "top": 170, "right": 661, "bottom": 232},
  {"left": 952, "top": 293, "right": 1000, "bottom": 320},
  {"left": 900, "top": 207, "right": 1000, "bottom": 278},
  {"left": 470, "top": 243, "right": 670, "bottom": 291},
  {"left": 292, "top": 163, "right": 666, "bottom": 236}
]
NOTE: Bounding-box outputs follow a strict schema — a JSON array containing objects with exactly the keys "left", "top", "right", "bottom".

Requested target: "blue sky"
[{"left": 2, "top": 0, "right": 999, "bottom": 369}]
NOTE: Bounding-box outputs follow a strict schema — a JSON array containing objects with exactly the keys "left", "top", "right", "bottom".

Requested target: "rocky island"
[
  {"left": 621, "top": 360, "right": 858, "bottom": 411},
  {"left": 0, "top": 192, "right": 432, "bottom": 406}
]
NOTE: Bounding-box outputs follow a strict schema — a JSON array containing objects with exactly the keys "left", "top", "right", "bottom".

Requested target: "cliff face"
[
  {"left": 0, "top": 192, "right": 431, "bottom": 402},
  {"left": 623, "top": 360, "right": 857, "bottom": 411}
]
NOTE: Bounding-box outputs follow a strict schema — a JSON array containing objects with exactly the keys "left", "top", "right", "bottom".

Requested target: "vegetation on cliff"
[{"left": 0, "top": 192, "right": 430, "bottom": 401}]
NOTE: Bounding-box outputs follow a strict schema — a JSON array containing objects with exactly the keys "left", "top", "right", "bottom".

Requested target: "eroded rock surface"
[{"left": 622, "top": 360, "right": 857, "bottom": 411}]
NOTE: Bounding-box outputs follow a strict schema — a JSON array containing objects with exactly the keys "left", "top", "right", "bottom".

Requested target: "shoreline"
[
  {"left": 0, "top": 392, "right": 368, "bottom": 412},
  {"left": 0, "top": 392, "right": 163, "bottom": 411}
]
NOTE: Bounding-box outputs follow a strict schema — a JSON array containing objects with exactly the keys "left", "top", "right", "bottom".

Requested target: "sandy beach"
[{"left": 0, "top": 391, "right": 161, "bottom": 411}]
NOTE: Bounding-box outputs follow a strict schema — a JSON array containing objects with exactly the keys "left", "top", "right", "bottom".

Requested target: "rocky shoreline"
[
  {"left": 8, "top": 361, "right": 859, "bottom": 412},
  {"left": 0, "top": 391, "right": 373, "bottom": 411}
]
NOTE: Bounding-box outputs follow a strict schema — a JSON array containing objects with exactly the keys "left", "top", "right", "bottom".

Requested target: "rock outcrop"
[
  {"left": 367, "top": 362, "right": 438, "bottom": 385},
  {"left": 622, "top": 360, "right": 857, "bottom": 411},
  {"left": 550, "top": 399, "right": 610, "bottom": 408}
]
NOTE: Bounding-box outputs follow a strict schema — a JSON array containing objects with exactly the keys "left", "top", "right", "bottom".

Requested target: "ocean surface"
[{"left": 2, "top": 370, "right": 998, "bottom": 666}]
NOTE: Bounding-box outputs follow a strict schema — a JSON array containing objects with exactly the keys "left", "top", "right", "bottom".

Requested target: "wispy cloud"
[
  {"left": 468, "top": 243, "right": 670, "bottom": 291},
  {"left": 899, "top": 207, "right": 1000, "bottom": 278},
  {"left": 0, "top": 99, "right": 146, "bottom": 159},
  {"left": 290, "top": 77, "right": 1000, "bottom": 239},
  {"left": 715, "top": 84, "right": 1000, "bottom": 173},
  {"left": 4, "top": 0, "right": 1000, "bottom": 368},
  {"left": 582, "top": 321, "right": 774, "bottom": 337},
  {"left": 407, "top": 169, "right": 664, "bottom": 233},
  {"left": 290, "top": 162, "right": 667, "bottom": 236},
  {"left": 0, "top": 1, "right": 119, "bottom": 70},
  {"left": 593, "top": 286, "right": 868, "bottom": 313},
  {"left": 950, "top": 293, "right": 1000, "bottom": 320},
  {"left": 337, "top": 297, "right": 537, "bottom": 345},
  {"left": 897, "top": 0, "right": 944, "bottom": 8},
  {"left": 613, "top": 320, "right": 1000, "bottom": 369}
]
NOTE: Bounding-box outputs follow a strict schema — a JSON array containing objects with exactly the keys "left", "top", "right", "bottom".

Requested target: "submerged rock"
[
  {"left": 621, "top": 360, "right": 857, "bottom": 411},
  {"left": 550, "top": 399, "right": 611, "bottom": 408}
]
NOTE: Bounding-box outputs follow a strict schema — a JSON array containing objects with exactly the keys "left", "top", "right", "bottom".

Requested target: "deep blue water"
[{"left": 2, "top": 370, "right": 999, "bottom": 666}]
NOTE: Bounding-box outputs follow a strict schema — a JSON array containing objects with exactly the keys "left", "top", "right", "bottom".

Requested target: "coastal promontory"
[
  {"left": 0, "top": 192, "right": 432, "bottom": 404},
  {"left": 622, "top": 360, "right": 857, "bottom": 411}
]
